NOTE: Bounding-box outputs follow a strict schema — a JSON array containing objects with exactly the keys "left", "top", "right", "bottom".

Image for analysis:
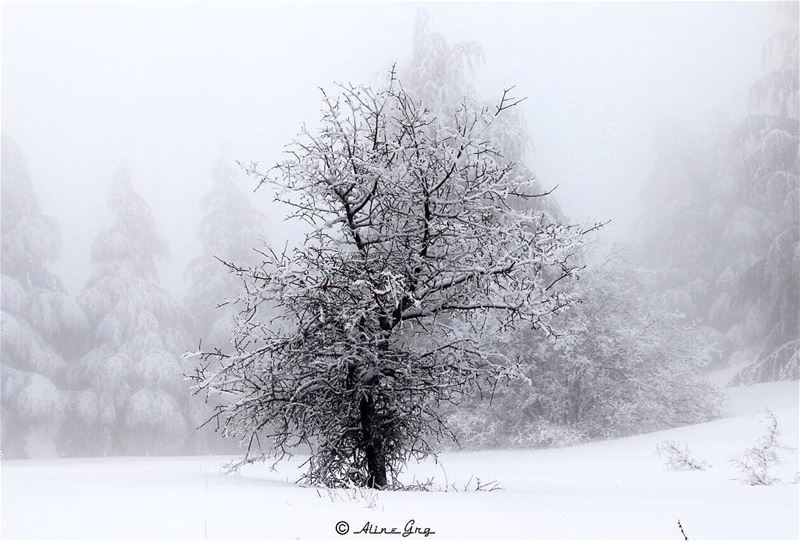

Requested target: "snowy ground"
[{"left": 2, "top": 381, "right": 798, "bottom": 540}]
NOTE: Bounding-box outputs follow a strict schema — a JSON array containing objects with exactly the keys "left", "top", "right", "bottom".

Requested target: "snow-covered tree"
[
  {"left": 728, "top": 4, "right": 799, "bottom": 383},
  {"left": 72, "top": 166, "right": 193, "bottom": 455},
  {"left": 185, "top": 147, "right": 269, "bottom": 349},
  {"left": 446, "top": 254, "right": 721, "bottom": 448},
  {"left": 638, "top": 5, "right": 798, "bottom": 384},
  {"left": 636, "top": 132, "right": 731, "bottom": 365},
  {"left": 183, "top": 148, "right": 269, "bottom": 452},
  {"left": 403, "top": 11, "right": 483, "bottom": 116},
  {"left": 190, "top": 74, "right": 588, "bottom": 488},
  {"left": 1, "top": 137, "right": 86, "bottom": 458},
  {"left": 403, "top": 12, "right": 561, "bottom": 220}
]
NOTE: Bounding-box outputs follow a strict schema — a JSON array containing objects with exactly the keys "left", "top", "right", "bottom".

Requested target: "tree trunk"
[{"left": 359, "top": 393, "right": 388, "bottom": 488}]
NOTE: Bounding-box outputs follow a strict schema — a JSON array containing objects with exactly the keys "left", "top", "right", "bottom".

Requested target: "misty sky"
[{"left": 2, "top": 1, "right": 776, "bottom": 296}]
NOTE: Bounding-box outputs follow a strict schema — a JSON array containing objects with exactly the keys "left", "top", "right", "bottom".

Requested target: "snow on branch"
[
  {"left": 656, "top": 440, "right": 710, "bottom": 471},
  {"left": 189, "top": 71, "right": 591, "bottom": 488},
  {"left": 732, "top": 408, "right": 788, "bottom": 486}
]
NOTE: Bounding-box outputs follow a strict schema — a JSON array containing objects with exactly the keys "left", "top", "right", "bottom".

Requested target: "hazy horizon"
[{"left": 2, "top": 1, "right": 775, "bottom": 296}]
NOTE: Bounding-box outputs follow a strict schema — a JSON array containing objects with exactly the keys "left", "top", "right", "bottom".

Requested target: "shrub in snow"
[
  {"left": 656, "top": 440, "right": 710, "bottom": 471},
  {"left": 733, "top": 409, "right": 786, "bottom": 486},
  {"left": 315, "top": 485, "right": 382, "bottom": 509},
  {"left": 445, "top": 399, "right": 586, "bottom": 450},
  {"left": 446, "top": 255, "right": 722, "bottom": 449}
]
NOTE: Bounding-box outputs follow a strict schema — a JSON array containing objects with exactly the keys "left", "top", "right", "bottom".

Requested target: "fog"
[
  {"left": 2, "top": 1, "right": 774, "bottom": 296},
  {"left": 3, "top": 5, "right": 800, "bottom": 533}
]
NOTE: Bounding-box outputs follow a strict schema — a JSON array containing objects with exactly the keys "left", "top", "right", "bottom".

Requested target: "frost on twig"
[
  {"left": 677, "top": 519, "right": 689, "bottom": 540},
  {"left": 315, "top": 484, "right": 382, "bottom": 510},
  {"left": 391, "top": 475, "right": 502, "bottom": 493},
  {"left": 732, "top": 409, "right": 785, "bottom": 486},
  {"left": 656, "top": 440, "right": 710, "bottom": 471}
]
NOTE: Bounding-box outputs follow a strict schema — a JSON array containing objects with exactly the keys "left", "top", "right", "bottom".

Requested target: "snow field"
[{"left": 2, "top": 381, "right": 797, "bottom": 539}]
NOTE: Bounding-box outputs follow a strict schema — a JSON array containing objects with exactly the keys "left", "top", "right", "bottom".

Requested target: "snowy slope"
[{"left": 2, "top": 381, "right": 798, "bottom": 540}]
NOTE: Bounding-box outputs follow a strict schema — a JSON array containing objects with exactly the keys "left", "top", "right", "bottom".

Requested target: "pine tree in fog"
[
  {"left": 404, "top": 12, "right": 561, "bottom": 220},
  {"left": 728, "top": 4, "right": 799, "bottom": 383},
  {"left": 190, "top": 73, "right": 587, "bottom": 488},
  {"left": 183, "top": 149, "right": 269, "bottom": 452},
  {"left": 73, "top": 167, "right": 193, "bottom": 455},
  {"left": 639, "top": 5, "right": 798, "bottom": 384},
  {"left": 1, "top": 137, "right": 87, "bottom": 458},
  {"left": 185, "top": 148, "right": 269, "bottom": 349}
]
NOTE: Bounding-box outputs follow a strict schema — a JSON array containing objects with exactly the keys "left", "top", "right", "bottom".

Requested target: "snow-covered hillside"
[{"left": 2, "top": 381, "right": 798, "bottom": 540}]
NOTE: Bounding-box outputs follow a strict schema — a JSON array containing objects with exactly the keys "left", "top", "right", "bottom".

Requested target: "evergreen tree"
[
  {"left": 728, "top": 4, "right": 799, "bottom": 383},
  {"left": 73, "top": 166, "right": 193, "bottom": 455},
  {"left": 1, "top": 137, "right": 86, "bottom": 458},
  {"left": 403, "top": 12, "right": 562, "bottom": 220},
  {"left": 638, "top": 6, "right": 798, "bottom": 384},
  {"left": 185, "top": 148, "right": 269, "bottom": 350},
  {"left": 183, "top": 148, "right": 269, "bottom": 453},
  {"left": 636, "top": 131, "right": 730, "bottom": 365}
]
